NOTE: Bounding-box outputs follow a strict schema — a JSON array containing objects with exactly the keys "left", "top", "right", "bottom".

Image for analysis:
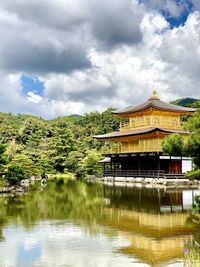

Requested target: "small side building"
[{"left": 94, "top": 92, "right": 196, "bottom": 178}]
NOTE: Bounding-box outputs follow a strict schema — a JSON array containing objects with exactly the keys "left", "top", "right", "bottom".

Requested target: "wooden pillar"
[
  {"left": 180, "top": 159, "right": 182, "bottom": 174},
  {"left": 181, "top": 191, "right": 184, "bottom": 212},
  {"left": 138, "top": 155, "right": 140, "bottom": 173},
  {"left": 158, "top": 154, "right": 160, "bottom": 178},
  {"left": 169, "top": 156, "right": 172, "bottom": 173},
  {"left": 192, "top": 190, "right": 194, "bottom": 206},
  {"left": 158, "top": 188, "right": 161, "bottom": 212}
]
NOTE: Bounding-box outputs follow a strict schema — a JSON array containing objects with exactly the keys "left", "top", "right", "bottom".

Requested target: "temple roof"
[
  {"left": 112, "top": 97, "right": 196, "bottom": 115},
  {"left": 94, "top": 127, "right": 188, "bottom": 139}
]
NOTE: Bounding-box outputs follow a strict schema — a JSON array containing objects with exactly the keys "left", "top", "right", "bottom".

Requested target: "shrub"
[
  {"left": 185, "top": 169, "right": 200, "bottom": 180},
  {"left": 81, "top": 150, "right": 102, "bottom": 177},
  {"left": 12, "top": 154, "right": 38, "bottom": 177},
  {"left": 193, "top": 194, "right": 200, "bottom": 213},
  {"left": 183, "top": 240, "right": 200, "bottom": 266},
  {"left": 5, "top": 164, "right": 25, "bottom": 185}
]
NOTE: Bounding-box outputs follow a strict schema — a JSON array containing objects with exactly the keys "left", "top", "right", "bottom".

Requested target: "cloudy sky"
[{"left": 0, "top": 0, "right": 200, "bottom": 118}]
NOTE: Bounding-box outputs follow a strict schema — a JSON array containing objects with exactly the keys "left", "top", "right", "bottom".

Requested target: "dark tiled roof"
[
  {"left": 112, "top": 98, "right": 196, "bottom": 115},
  {"left": 93, "top": 127, "right": 188, "bottom": 139}
]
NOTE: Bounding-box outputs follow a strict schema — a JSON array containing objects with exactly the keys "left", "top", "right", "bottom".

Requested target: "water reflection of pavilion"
[
  {"left": 102, "top": 186, "right": 200, "bottom": 265},
  {"left": 103, "top": 186, "right": 199, "bottom": 213}
]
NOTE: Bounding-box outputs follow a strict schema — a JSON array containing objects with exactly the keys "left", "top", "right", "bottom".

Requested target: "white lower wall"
[{"left": 182, "top": 159, "right": 192, "bottom": 173}]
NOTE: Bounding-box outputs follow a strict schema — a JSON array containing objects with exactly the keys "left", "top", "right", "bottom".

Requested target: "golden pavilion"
[{"left": 94, "top": 91, "right": 196, "bottom": 178}]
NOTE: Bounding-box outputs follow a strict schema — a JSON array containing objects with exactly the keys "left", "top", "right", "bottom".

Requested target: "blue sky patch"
[
  {"left": 140, "top": 0, "right": 193, "bottom": 28},
  {"left": 21, "top": 74, "right": 44, "bottom": 97},
  {"left": 163, "top": 0, "right": 193, "bottom": 28},
  {"left": 17, "top": 243, "right": 41, "bottom": 267}
]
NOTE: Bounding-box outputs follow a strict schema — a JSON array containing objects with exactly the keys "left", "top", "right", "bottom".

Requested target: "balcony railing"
[
  {"left": 120, "top": 121, "right": 182, "bottom": 131},
  {"left": 103, "top": 170, "right": 165, "bottom": 178},
  {"left": 108, "top": 146, "right": 121, "bottom": 154},
  {"left": 120, "top": 121, "right": 130, "bottom": 130},
  {"left": 107, "top": 145, "right": 162, "bottom": 154}
]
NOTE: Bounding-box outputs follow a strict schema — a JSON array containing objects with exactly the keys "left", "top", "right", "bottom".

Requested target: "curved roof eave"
[
  {"left": 93, "top": 127, "right": 188, "bottom": 140},
  {"left": 112, "top": 99, "right": 196, "bottom": 115}
]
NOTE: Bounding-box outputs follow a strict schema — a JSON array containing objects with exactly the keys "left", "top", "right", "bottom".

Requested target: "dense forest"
[
  {"left": 0, "top": 108, "right": 121, "bottom": 184},
  {"left": 0, "top": 97, "right": 200, "bottom": 185}
]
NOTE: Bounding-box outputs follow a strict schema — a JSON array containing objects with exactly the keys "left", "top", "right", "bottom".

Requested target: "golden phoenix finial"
[
  {"left": 152, "top": 89, "right": 157, "bottom": 96},
  {"left": 149, "top": 89, "right": 159, "bottom": 100}
]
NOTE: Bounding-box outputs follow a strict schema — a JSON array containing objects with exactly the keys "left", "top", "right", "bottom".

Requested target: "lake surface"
[{"left": 0, "top": 179, "right": 200, "bottom": 267}]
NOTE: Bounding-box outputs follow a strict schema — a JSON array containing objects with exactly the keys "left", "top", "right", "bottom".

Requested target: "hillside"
[
  {"left": 171, "top": 97, "right": 200, "bottom": 107},
  {"left": 0, "top": 108, "right": 120, "bottom": 181}
]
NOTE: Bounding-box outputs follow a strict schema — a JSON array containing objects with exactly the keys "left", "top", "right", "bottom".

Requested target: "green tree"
[
  {"left": 5, "top": 139, "right": 23, "bottom": 161},
  {"left": 81, "top": 150, "right": 102, "bottom": 176},
  {"left": 5, "top": 164, "right": 25, "bottom": 185},
  {"left": 162, "top": 133, "right": 185, "bottom": 156},
  {"left": 12, "top": 154, "right": 39, "bottom": 178},
  {"left": 65, "top": 151, "right": 84, "bottom": 175},
  {"left": 51, "top": 126, "right": 77, "bottom": 172},
  {"left": 162, "top": 110, "right": 200, "bottom": 172},
  {"left": 0, "top": 144, "right": 7, "bottom": 173},
  {"left": 185, "top": 110, "right": 200, "bottom": 168}
]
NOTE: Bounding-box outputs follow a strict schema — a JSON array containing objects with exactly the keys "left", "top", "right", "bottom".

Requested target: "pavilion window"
[
  {"left": 154, "top": 117, "right": 160, "bottom": 125},
  {"left": 172, "top": 119, "right": 177, "bottom": 126},
  {"left": 131, "top": 119, "right": 135, "bottom": 127},
  {"left": 137, "top": 116, "right": 144, "bottom": 122},
  {"left": 146, "top": 117, "right": 151, "bottom": 125}
]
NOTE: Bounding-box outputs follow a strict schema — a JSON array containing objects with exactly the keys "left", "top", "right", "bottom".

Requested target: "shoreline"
[
  {"left": 88, "top": 176, "right": 200, "bottom": 189},
  {"left": 0, "top": 176, "right": 42, "bottom": 196}
]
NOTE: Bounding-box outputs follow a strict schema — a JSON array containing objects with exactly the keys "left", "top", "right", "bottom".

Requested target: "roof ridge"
[{"left": 112, "top": 98, "right": 196, "bottom": 115}]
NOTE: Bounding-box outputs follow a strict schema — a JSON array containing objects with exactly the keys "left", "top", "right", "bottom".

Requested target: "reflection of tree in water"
[
  {"left": 187, "top": 214, "right": 200, "bottom": 244},
  {"left": 0, "top": 229, "right": 4, "bottom": 242},
  {"left": 0, "top": 197, "right": 10, "bottom": 242},
  {"left": 0, "top": 180, "right": 105, "bottom": 229},
  {"left": 183, "top": 214, "right": 200, "bottom": 265},
  {"left": 186, "top": 194, "right": 200, "bottom": 245}
]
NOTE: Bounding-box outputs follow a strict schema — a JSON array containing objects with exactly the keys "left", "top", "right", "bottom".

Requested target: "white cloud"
[
  {"left": 0, "top": 1, "right": 199, "bottom": 118},
  {"left": 27, "top": 92, "right": 43, "bottom": 104},
  {"left": 158, "top": 11, "right": 200, "bottom": 98},
  {"left": 0, "top": 72, "right": 87, "bottom": 118},
  {"left": 0, "top": 223, "right": 140, "bottom": 267}
]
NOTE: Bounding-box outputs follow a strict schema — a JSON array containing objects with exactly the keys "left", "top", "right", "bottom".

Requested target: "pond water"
[{"left": 0, "top": 179, "right": 200, "bottom": 267}]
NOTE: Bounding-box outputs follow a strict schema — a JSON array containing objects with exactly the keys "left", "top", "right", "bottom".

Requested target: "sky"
[{"left": 0, "top": 0, "right": 200, "bottom": 118}]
